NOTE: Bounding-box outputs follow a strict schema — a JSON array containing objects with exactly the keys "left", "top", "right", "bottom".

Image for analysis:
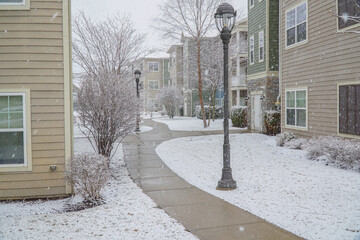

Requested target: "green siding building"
[{"left": 247, "top": 0, "right": 279, "bottom": 132}]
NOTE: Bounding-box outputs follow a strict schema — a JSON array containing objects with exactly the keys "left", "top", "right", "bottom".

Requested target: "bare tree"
[
  {"left": 154, "top": 0, "right": 224, "bottom": 127},
  {"left": 202, "top": 39, "right": 223, "bottom": 125},
  {"left": 73, "top": 13, "right": 144, "bottom": 157},
  {"left": 158, "top": 86, "right": 184, "bottom": 118},
  {"left": 77, "top": 72, "right": 140, "bottom": 158},
  {"left": 73, "top": 12, "right": 147, "bottom": 78}
]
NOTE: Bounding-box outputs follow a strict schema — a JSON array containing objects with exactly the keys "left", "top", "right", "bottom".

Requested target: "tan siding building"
[
  {"left": 0, "top": 0, "right": 73, "bottom": 199},
  {"left": 280, "top": 0, "right": 360, "bottom": 138}
]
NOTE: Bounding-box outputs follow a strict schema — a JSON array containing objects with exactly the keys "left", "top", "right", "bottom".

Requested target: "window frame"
[
  {"left": 336, "top": 0, "right": 360, "bottom": 32},
  {"left": 250, "top": 0, "right": 254, "bottom": 9},
  {"left": 250, "top": 35, "right": 254, "bottom": 65},
  {"left": 0, "top": 0, "right": 30, "bottom": 10},
  {"left": 0, "top": 89, "right": 32, "bottom": 172},
  {"left": 285, "top": 1, "right": 308, "bottom": 49},
  {"left": 285, "top": 88, "right": 308, "bottom": 130},
  {"left": 148, "top": 80, "right": 159, "bottom": 90},
  {"left": 337, "top": 82, "right": 360, "bottom": 138},
  {"left": 148, "top": 62, "right": 159, "bottom": 72},
  {"left": 258, "top": 30, "right": 264, "bottom": 62}
]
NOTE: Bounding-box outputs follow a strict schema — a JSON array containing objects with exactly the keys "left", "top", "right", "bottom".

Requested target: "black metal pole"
[
  {"left": 217, "top": 26, "right": 236, "bottom": 190},
  {"left": 135, "top": 78, "right": 140, "bottom": 132}
]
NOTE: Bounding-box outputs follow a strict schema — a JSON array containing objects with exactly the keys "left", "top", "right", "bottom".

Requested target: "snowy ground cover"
[
  {"left": 0, "top": 132, "right": 197, "bottom": 240},
  {"left": 156, "top": 133, "right": 360, "bottom": 240},
  {"left": 153, "top": 116, "right": 244, "bottom": 131}
]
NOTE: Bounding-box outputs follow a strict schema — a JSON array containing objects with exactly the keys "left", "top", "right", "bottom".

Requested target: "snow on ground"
[
  {"left": 141, "top": 112, "right": 164, "bottom": 119},
  {"left": 139, "top": 125, "right": 153, "bottom": 133},
  {"left": 153, "top": 116, "right": 244, "bottom": 131},
  {"left": 0, "top": 131, "right": 197, "bottom": 240},
  {"left": 156, "top": 133, "right": 360, "bottom": 240}
]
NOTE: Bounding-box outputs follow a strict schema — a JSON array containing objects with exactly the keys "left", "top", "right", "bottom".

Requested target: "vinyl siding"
[
  {"left": 248, "top": 0, "right": 267, "bottom": 75},
  {"left": 0, "top": 0, "right": 71, "bottom": 199},
  {"left": 280, "top": 0, "right": 360, "bottom": 138},
  {"left": 268, "top": 0, "right": 279, "bottom": 71}
]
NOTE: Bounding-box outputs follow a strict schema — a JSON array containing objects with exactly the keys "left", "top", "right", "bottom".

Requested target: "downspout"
[{"left": 276, "top": 0, "right": 282, "bottom": 112}]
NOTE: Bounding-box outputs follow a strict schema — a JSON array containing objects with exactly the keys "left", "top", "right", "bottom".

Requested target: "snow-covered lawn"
[
  {"left": 0, "top": 134, "right": 197, "bottom": 239},
  {"left": 156, "top": 133, "right": 360, "bottom": 240},
  {"left": 153, "top": 116, "right": 244, "bottom": 131}
]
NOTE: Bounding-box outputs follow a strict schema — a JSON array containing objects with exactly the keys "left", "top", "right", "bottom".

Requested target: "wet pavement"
[{"left": 123, "top": 119, "right": 303, "bottom": 240}]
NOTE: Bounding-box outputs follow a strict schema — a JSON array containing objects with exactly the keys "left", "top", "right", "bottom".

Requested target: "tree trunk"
[
  {"left": 212, "top": 88, "right": 216, "bottom": 121},
  {"left": 197, "top": 39, "right": 207, "bottom": 128}
]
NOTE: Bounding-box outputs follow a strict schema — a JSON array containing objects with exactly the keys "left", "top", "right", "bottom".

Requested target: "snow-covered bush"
[
  {"left": 159, "top": 110, "right": 167, "bottom": 116},
  {"left": 276, "top": 131, "right": 296, "bottom": 147},
  {"left": 284, "top": 138, "right": 307, "bottom": 150},
  {"left": 231, "top": 106, "right": 247, "bottom": 128},
  {"left": 158, "top": 86, "right": 183, "bottom": 118},
  {"left": 307, "top": 136, "right": 360, "bottom": 171},
  {"left": 65, "top": 153, "right": 110, "bottom": 203},
  {"left": 77, "top": 72, "right": 140, "bottom": 157},
  {"left": 264, "top": 111, "right": 281, "bottom": 136},
  {"left": 195, "top": 105, "right": 223, "bottom": 119}
]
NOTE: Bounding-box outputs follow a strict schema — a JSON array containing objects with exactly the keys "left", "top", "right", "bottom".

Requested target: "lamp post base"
[{"left": 217, "top": 168, "right": 237, "bottom": 190}]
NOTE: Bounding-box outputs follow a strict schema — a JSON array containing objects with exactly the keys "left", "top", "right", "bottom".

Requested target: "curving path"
[{"left": 123, "top": 119, "right": 303, "bottom": 240}]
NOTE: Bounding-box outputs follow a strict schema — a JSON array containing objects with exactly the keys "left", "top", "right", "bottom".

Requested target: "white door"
[{"left": 252, "top": 95, "right": 262, "bottom": 131}]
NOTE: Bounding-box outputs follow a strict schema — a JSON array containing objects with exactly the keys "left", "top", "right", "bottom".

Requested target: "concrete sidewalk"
[{"left": 123, "top": 119, "right": 303, "bottom": 240}]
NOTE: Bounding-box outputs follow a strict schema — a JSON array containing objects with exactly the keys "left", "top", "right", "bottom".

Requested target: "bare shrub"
[
  {"left": 276, "top": 131, "right": 296, "bottom": 147},
  {"left": 65, "top": 153, "right": 110, "bottom": 203},
  {"left": 307, "top": 136, "right": 360, "bottom": 171},
  {"left": 158, "top": 86, "right": 183, "bottom": 118},
  {"left": 77, "top": 72, "right": 140, "bottom": 157}
]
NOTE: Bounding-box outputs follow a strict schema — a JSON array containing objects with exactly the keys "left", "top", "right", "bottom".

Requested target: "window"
[
  {"left": 286, "top": 89, "right": 307, "bottom": 128},
  {"left": 0, "top": 0, "right": 25, "bottom": 5},
  {"left": 250, "top": 0, "right": 254, "bottom": 8},
  {"left": 259, "top": 31, "right": 264, "bottom": 62},
  {"left": 0, "top": 93, "right": 27, "bottom": 167},
  {"left": 148, "top": 62, "right": 159, "bottom": 72},
  {"left": 339, "top": 84, "right": 360, "bottom": 136},
  {"left": 148, "top": 80, "right": 159, "bottom": 90},
  {"left": 0, "top": 0, "right": 29, "bottom": 10},
  {"left": 250, "top": 35, "right": 254, "bottom": 65},
  {"left": 286, "top": 2, "right": 307, "bottom": 47},
  {"left": 338, "top": 0, "right": 360, "bottom": 30}
]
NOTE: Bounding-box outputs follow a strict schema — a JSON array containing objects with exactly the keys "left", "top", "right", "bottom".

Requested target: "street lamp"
[
  {"left": 214, "top": 2, "right": 237, "bottom": 190},
  {"left": 134, "top": 69, "right": 141, "bottom": 132}
]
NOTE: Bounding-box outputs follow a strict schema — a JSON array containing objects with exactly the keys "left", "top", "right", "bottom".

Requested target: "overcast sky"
[{"left": 72, "top": 0, "right": 248, "bottom": 51}]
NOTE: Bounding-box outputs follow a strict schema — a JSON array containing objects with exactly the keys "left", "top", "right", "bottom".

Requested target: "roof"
[{"left": 145, "top": 52, "right": 170, "bottom": 59}]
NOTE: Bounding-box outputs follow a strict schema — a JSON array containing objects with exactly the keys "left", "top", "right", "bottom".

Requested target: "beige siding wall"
[
  {"left": 0, "top": 0, "right": 71, "bottom": 199},
  {"left": 280, "top": 0, "right": 360, "bottom": 137}
]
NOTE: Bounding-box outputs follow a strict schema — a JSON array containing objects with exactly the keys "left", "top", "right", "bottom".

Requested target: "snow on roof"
[{"left": 145, "top": 52, "right": 169, "bottom": 59}]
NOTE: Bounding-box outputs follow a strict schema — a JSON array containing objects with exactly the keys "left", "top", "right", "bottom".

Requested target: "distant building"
[
  {"left": 229, "top": 19, "right": 248, "bottom": 108},
  {"left": 181, "top": 35, "right": 223, "bottom": 116},
  {"left": 138, "top": 53, "right": 170, "bottom": 112},
  {"left": 279, "top": 0, "right": 360, "bottom": 138},
  {"left": 247, "top": 0, "right": 280, "bottom": 132}
]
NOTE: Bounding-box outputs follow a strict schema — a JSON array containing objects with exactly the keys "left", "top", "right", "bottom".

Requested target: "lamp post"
[
  {"left": 214, "top": 2, "right": 237, "bottom": 190},
  {"left": 134, "top": 69, "right": 141, "bottom": 132}
]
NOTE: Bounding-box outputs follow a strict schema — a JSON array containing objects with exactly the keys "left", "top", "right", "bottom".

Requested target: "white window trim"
[
  {"left": 148, "top": 80, "right": 159, "bottom": 90},
  {"left": 0, "top": 89, "right": 32, "bottom": 172},
  {"left": 250, "top": 35, "right": 254, "bottom": 65},
  {"left": 0, "top": 0, "right": 30, "bottom": 10},
  {"left": 337, "top": 81, "right": 360, "bottom": 139},
  {"left": 250, "top": 0, "right": 254, "bottom": 9},
  {"left": 258, "top": 30, "right": 264, "bottom": 63},
  {"left": 148, "top": 62, "right": 159, "bottom": 72},
  {"left": 285, "top": 1, "right": 308, "bottom": 50},
  {"left": 285, "top": 87, "right": 308, "bottom": 131}
]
